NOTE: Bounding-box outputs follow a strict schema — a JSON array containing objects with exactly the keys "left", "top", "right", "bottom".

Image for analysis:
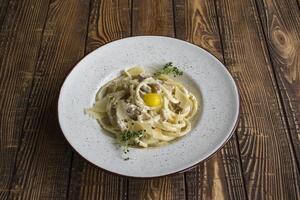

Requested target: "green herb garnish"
[
  {"left": 154, "top": 62, "right": 184, "bottom": 77},
  {"left": 121, "top": 130, "right": 144, "bottom": 142},
  {"left": 119, "top": 130, "right": 145, "bottom": 155}
]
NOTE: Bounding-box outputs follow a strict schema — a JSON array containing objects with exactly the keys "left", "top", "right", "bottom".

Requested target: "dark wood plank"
[
  {"left": 216, "top": 0, "right": 300, "bottom": 199},
  {"left": 128, "top": 175, "right": 185, "bottom": 200},
  {"left": 174, "top": 0, "right": 247, "bottom": 199},
  {"left": 0, "top": 0, "right": 9, "bottom": 27},
  {"left": 0, "top": 0, "right": 51, "bottom": 198},
  {"left": 127, "top": 1, "right": 185, "bottom": 199},
  {"left": 85, "top": 0, "right": 131, "bottom": 53},
  {"left": 69, "top": 159, "right": 127, "bottom": 200},
  {"left": 255, "top": 0, "right": 300, "bottom": 168},
  {"left": 67, "top": 0, "right": 131, "bottom": 199},
  {"left": 6, "top": 0, "right": 90, "bottom": 199},
  {"left": 132, "top": 0, "right": 174, "bottom": 37},
  {"left": 184, "top": 155, "right": 240, "bottom": 200},
  {"left": 174, "top": 0, "right": 223, "bottom": 61}
]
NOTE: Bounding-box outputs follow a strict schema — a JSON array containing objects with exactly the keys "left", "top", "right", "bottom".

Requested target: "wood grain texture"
[
  {"left": 255, "top": 0, "right": 300, "bottom": 165},
  {"left": 68, "top": 159, "right": 127, "bottom": 200},
  {"left": 184, "top": 153, "right": 246, "bottom": 200},
  {"left": 174, "top": 0, "right": 222, "bottom": 60},
  {"left": 0, "top": 0, "right": 299, "bottom": 199},
  {"left": 128, "top": 175, "right": 185, "bottom": 200},
  {"left": 174, "top": 0, "right": 247, "bottom": 199},
  {"left": 132, "top": 0, "right": 174, "bottom": 37},
  {"left": 0, "top": 0, "right": 51, "bottom": 198},
  {"left": 216, "top": 0, "right": 300, "bottom": 199},
  {"left": 0, "top": 0, "right": 9, "bottom": 28},
  {"left": 86, "top": 0, "right": 131, "bottom": 53},
  {"left": 6, "top": 0, "right": 90, "bottom": 199},
  {"left": 128, "top": 1, "right": 185, "bottom": 199},
  {"left": 67, "top": 0, "right": 131, "bottom": 199}
]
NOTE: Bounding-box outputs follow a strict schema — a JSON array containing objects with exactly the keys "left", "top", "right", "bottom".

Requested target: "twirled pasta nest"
[{"left": 86, "top": 66, "right": 198, "bottom": 147}]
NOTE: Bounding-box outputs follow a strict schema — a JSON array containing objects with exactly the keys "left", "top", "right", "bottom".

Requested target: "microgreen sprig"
[
  {"left": 154, "top": 62, "right": 183, "bottom": 77},
  {"left": 119, "top": 130, "right": 146, "bottom": 160}
]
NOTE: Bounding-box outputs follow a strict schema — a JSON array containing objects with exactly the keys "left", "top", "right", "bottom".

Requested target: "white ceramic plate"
[{"left": 58, "top": 36, "right": 239, "bottom": 178}]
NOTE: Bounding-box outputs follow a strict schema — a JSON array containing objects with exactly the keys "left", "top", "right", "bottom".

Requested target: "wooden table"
[{"left": 1, "top": 0, "right": 300, "bottom": 199}]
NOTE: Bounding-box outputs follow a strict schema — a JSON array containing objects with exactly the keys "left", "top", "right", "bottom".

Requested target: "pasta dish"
[{"left": 86, "top": 65, "right": 198, "bottom": 148}]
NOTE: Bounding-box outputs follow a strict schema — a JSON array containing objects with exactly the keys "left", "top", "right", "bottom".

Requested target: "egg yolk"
[{"left": 143, "top": 93, "right": 161, "bottom": 107}]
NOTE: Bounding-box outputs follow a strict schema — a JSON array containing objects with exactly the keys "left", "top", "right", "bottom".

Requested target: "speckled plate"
[{"left": 58, "top": 36, "right": 239, "bottom": 178}]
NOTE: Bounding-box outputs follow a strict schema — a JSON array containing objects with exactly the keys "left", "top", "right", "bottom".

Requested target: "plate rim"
[{"left": 58, "top": 35, "right": 240, "bottom": 178}]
